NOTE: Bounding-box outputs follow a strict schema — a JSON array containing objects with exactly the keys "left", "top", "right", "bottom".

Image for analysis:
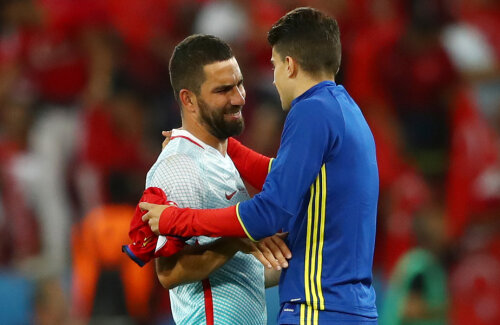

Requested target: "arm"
[
  {"left": 145, "top": 153, "right": 291, "bottom": 283},
  {"left": 155, "top": 237, "right": 243, "bottom": 289},
  {"left": 227, "top": 137, "right": 273, "bottom": 191},
  {"left": 155, "top": 233, "right": 291, "bottom": 289},
  {"left": 236, "top": 101, "right": 337, "bottom": 239},
  {"left": 141, "top": 101, "right": 337, "bottom": 240}
]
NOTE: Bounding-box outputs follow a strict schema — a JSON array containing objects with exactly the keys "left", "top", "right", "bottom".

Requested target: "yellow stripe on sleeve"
[
  {"left": 317, "top": 165, "right": 327, "bottom": 310},
  {"left": 313, "top": 308, "right": 319, "bottom": 325},
  {"left": 300, "top": 304, "right": 306, "bottom": 325},
  {"left": 310, "top": 175, "right": 321, "bottom": 310},
  {"left": 235, "top": 202, "right": 257, "bottom": 242},
  {"left": 304, "top": 183, "right": 315, "bottom": 307},
  {"left": 304, "top": 165, "right": 328, "bottom": 323},
  {"left": 268, "top": 158, "right": 274, "bottom": 173},
  {"left": 307, "top": 305, "right": 313, "bottom": 325}
]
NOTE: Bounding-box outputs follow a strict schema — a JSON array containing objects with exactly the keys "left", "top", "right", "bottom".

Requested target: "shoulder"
[
  {"left": 151, "top": 136, "right": 206, "bottom": 171},
  {"left": 291, "top": 90, "right": 342, "bottom": 118},
  {"left": 146, "top": 149, "right": 204, "bottom": 188},
  {"left": 161, "top": 136, "right": 205, "bottom": 160},
  {"left": 288, "top": 94, "right": 344, "bottom": 134},
  {"left": 149, "top": 152, "right": 200, "bottom": 177}
]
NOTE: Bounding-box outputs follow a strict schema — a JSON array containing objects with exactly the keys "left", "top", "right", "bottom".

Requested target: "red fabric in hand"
[
  {"left": 122, "top": 187, "right": 186, "bottom": 266},
  {"left": 227, "top": 137, "right": 271, "bottom": 191},
  {"left": 159, "top": 205, "right": 247, "bottom": 238}
]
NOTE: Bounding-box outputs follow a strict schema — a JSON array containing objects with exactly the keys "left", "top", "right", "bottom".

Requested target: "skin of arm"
[
  {"left": 264, "top": 269, "right": 281, "bottom": 288},
  {"left": 155, "top": 237, "right": 244, "bottom": 289},
  {"left": 155, "top": 233, "right": 291, "bottom": 289}
]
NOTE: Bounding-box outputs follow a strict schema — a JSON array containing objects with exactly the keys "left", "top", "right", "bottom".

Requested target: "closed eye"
[{"left": 214, "top": 86, "right": 233, "bottom": 93}]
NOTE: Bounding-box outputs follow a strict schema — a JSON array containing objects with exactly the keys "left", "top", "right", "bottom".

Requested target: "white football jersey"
[{"left": 146, "top": 129, "right": 266, "bottom": 325}]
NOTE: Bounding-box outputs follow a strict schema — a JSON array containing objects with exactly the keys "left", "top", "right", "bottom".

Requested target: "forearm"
[
  {"left": 159, "top": 204, "right": 248, "bottom": 238},
  {"left": 264, "top": 269, "right": 281, "bottom": 288},
  {"left": 155, "top": 238, "right": 242, "bottom": 289}
]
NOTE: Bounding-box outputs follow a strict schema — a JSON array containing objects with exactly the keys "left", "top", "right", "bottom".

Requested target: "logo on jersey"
[
  {"left": 225, "top": 191, "right": 237, "bottom": 200},
  {"left": 142, "top": 236, "right": 153, "bottom": 247}
]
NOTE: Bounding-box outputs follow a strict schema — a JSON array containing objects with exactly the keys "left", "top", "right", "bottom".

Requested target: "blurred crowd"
[{"left": 0, "top": 0, "right": 499, "bottom": 324}]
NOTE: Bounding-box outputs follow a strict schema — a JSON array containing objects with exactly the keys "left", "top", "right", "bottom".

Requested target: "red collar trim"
[{"left": 170, "top": 135, "right": 204, "bottom": 149}]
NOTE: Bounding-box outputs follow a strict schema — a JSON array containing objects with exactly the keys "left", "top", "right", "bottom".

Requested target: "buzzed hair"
[
  {"left": 169, "top": 34, "right": 234, "bottom": 104},
  {"left": 267, "top": 7, "right": 341, "bottom": 77}
]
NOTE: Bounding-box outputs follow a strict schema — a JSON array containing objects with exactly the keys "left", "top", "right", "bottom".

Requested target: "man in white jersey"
[{"left": 145, "top": 34, "right": 289, "bottom": 325}]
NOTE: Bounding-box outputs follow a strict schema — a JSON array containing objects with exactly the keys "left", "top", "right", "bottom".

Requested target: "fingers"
[
  {"left": 258, "top": 241, "right": 287, "bottom": 270},
  {"left": 141, "top": 211, "right": 160, "bottom": 234},
  {"left": 142, "top": 211, "right": 151, "bottom": 222},
  {"left": 271, "top": 234, "right": 292, "bottom": 259},
  {"left": 149, "top": 219, "right": 159, "bottom": 235},
  {"left": 251, "top": 250, "right": 273, "bottom": 269},
  {"left": 147, "top": 217, "right": 159, "bottom": 235},
  {"left": 242, "top": 240, "right": 274, "bottom": 269},
  {"left": 276, "top": 232, "right": 289, "bottom": 240},
  {"left": 140, "top": 203, "right": 174, "bottom": 235},
  {"left": 139, "top": 202, "right": 152, "bottom": 211},
  {"left": 162, "top": 130, "right": 172, "bottom": 150},
  {"left": 254, "top": 233, "right": 292, "bottom": 270}
]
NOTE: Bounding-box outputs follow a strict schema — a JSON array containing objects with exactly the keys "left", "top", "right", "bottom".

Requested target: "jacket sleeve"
[
  {"left": 237, "top": 100, "right": 342, "bottom": 240},
  {"left": 227, "top": 137, "right": 273, "bottom": 191}
]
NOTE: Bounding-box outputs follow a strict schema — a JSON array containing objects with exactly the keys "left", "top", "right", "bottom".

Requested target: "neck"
[
  {"left": 292, "top": 74, "right": 335, "bottom": 102},
  {"left": 182, "top": 115, "right": 227, "bottom": 155}
]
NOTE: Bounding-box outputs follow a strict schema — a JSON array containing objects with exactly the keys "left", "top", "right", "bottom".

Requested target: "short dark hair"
[
  {"left": 268, "top": 7, "right": 341, "bottom": 77},
  {"left": 169, "top": 34, "right": 234, "bottom": 104}
]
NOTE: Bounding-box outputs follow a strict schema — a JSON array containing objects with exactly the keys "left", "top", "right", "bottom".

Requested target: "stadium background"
[{"left": 0, "top": 0, "right": 499, "bottom": 324}]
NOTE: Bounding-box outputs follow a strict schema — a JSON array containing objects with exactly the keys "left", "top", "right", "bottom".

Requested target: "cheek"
[
  {"left": 274, "top": 78, "right": 283, "bottom": 96},
  {"left": 273, "top": 71, "right": 279, "bottom": 88},
  {"left": 206, "top": 96, "right": 225, "bottom": 109}
]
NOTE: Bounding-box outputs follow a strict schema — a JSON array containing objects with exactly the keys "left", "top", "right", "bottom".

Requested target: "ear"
[
  {"left": 179, "top": 89, "right": 197, "bottom": 113},
  {"left": 285, "top": 56, "right": 298, "bottom": 78}
]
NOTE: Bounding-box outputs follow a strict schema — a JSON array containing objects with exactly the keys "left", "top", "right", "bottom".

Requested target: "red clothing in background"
[{"left": 446, "top": 88, "right": 500, "bottom": 240}]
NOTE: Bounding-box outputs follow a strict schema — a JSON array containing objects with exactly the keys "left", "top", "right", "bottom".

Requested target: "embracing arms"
[{"left": 155, "top": 234, "right": 290, "bottom": 289}]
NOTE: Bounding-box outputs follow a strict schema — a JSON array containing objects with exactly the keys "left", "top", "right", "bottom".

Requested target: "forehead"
[{"left": 202, "top": 57, "right": 242, "bottom": 85}]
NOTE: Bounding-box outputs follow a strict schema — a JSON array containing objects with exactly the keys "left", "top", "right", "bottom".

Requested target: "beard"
[{"left": 198, "top": 98, "right": 244, "bottom": 140}]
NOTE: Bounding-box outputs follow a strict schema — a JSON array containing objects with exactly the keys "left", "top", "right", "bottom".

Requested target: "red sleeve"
[
  {"left": 123, "top": 187, "right": 186, "bottom": 266},
  {"left": 159, "top": 204, "right": 248, "bottom": 238},
  {"left": 227, "top": 137, "right": 272, "bottom": 191}
]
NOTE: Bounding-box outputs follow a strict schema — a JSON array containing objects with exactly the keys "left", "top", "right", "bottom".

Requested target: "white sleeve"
[
  {"left": 146, "top": 154, "right": 207, "bottom": 209},
  {"left": 146, "top": 154, "right": 207, "bottom": 247}
]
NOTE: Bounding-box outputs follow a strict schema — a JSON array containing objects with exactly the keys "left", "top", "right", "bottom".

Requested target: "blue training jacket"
[{"left": 237, "top": 81, "right": 379, "bottom": 324}]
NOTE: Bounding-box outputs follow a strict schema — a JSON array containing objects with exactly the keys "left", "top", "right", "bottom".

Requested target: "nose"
[{"left": 231, "top": 86, "right": 246, "bottom": 106}]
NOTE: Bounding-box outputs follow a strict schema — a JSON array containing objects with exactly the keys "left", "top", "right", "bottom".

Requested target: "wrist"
[
  {"left": 215, "top": 238, "right": 244, "bottom": 256},
  {"left": 158, "top": 206, "right": 192, "bottom": 236}
]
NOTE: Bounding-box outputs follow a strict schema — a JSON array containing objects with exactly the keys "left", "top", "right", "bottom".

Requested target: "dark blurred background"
[{"left": 0, "top": 0, "right": 499, "bottom": 324}]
